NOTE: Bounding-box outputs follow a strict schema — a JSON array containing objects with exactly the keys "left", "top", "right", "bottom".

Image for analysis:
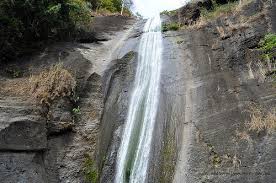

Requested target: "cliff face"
[
  {"left": 0, "top": 0, "right": 275, "bottom": 183},
  {"left": 0, "top": 16, "right": 137, "bottom": 183},
  {"left": 160, "top": 0, "right": 276, "bottom": 182}
]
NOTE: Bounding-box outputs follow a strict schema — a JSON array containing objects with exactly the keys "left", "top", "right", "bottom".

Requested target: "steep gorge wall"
[{"left": 160, "top": 0, "right": 276, "bottom": 182}]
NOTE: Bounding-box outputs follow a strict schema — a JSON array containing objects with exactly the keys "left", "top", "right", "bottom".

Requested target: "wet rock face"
[
  {"left": 98, "top": 51, "right": 137, "bottom": 183},
  {"left": 161, "top": 0, "right": 276, "bottom": 183}
]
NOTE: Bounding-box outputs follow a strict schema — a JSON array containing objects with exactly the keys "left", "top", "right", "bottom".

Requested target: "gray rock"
[
  {"left": 0, "top": 152, "right": 47, "bottom": 183},
  {"left": 0, "top": 97, "right": 46, "bottom": 151},
  {"left": 160, "top": 1, "right": 276, "bottom": 183}
]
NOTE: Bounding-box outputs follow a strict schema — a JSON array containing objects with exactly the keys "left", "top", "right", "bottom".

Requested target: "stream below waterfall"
[{"left": 115, "top": 15, "right": 163, "bottom": 183}]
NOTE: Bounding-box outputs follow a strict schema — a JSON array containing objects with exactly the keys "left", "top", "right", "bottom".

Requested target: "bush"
[
  {"left": 259, "top": 33, "right": 276, "bottom": 60},
  {"left": 97, "top": 0, "right": 123, "bottom": 13},
  {"left": 30, "top": 64, "right": 76, "bottom": 105},
  {"left": 0, "top": 0, "right": 92, "bottom": 62},
  {"left": 162, "top": 22, "right": 182, "bottom": 32}
]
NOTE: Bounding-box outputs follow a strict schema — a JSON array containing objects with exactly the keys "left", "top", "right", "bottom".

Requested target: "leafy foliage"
[
  {"left": 72, "top": 106, "right": 81, "bottom": 115},
  {"left": 97, "top": 0, "right": 123, "bottom": 13},
  {"left": 258, "top": 33, "right": 276, "bottom": 81},
  {"left": 0, "top": 0, "right": 92, "bottom": 62},
  {"left": 259, "top": 33, "right": 276, "bottom": 59}
]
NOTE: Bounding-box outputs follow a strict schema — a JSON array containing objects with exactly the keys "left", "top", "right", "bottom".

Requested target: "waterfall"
[{"left": 115, "top": 15, "right": 163, "bottom": 183}]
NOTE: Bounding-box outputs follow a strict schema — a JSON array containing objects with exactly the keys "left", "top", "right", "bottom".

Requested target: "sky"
[{"left": 130, "top": 0, "right": 190, "bottom": 17}]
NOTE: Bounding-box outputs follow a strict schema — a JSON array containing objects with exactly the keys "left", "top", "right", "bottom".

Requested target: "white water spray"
[{"left": 115, "top": 15, "right": 163, "bottom": 183}]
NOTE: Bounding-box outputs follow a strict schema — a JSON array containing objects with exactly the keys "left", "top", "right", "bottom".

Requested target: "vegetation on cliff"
[
  {"left": 0, "top": 0, "right": 127, "bottom": 63},
  {"left": 259, "top": 33, "right": 276, "bottom": 78},
  {"left": 0, "top": 0, "right": 91, "bottom": 62},
  {"left": 30, "top": 64, "right": 76, "bottom": 106},
  {"left": 259, "top": 33, "right": 276, "bottom": 60},
  {"left": 247, "top": 106, "right": 276, "bottom": 134}
]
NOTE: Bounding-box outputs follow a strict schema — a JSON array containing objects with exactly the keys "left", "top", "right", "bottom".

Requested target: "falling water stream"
[{"left": 115, "top": 15, "right": 163, "bottom": 183}]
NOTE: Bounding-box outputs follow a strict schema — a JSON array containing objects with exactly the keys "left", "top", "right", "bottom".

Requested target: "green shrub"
[
  {"left": 162, "top": 22, "right": 182, "bottom": 32},
  {"left": 0, "top": 0, "right": 92, "bottom": 62},
  {"left": 259, "top": 33, "right": 276, "bottom": 60},
  {"left": 258, "top": 33, "right": 276, "bottom": 80},
  {"left": 96, "top": 0, "right": 122, "bottom": 13}
]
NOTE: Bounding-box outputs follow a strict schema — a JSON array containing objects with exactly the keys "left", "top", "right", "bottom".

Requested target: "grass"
[
  {"left": 30, "top": 63, "right": 76, "bottom": 105},
  {"left": 162, "top": 22, "right": 182, "bottom": 32},
  {"left": 246, "top": 106, "right": 276, "bottom": 134},
  {"left": 83, "top": 154, "right": 98, "bottom": 183},
  {"left": 200, "top": 1, "right": 239, "bottom": 20}
]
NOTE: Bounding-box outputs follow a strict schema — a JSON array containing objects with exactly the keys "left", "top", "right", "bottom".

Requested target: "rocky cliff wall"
[
  {"left": 160, "top": 0, "right": 276, "bottom": 182},
  {"left": 0, "top": 15, "right": 137, "bottom": 183}
]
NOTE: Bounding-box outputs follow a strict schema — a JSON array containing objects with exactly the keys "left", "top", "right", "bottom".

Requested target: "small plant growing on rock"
[
  {"left": 259, "top": 33, "right": 276, "bottom": 57},
  {"left": 258, "top": 34, "right": 276, "bottom": 80},
  {"left": 72, "top": 106, "right": 81, "bottom": 115}
]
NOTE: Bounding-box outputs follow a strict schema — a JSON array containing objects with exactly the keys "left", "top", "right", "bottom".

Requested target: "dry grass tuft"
[
  {"left": 30, "top": 64, "right": 76, "bottom": 105},
  {"left": 235, "top": 130, "right": 251, "bottom": 141},
  {"left": 246, "top": 106, "right": 276, "bottom": 134},
  {"left": 187, "top": 17, "right": 208, "bottom": 30},
  {"left": 0, "top": 78, "right": 30, "bottom": 97}
]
